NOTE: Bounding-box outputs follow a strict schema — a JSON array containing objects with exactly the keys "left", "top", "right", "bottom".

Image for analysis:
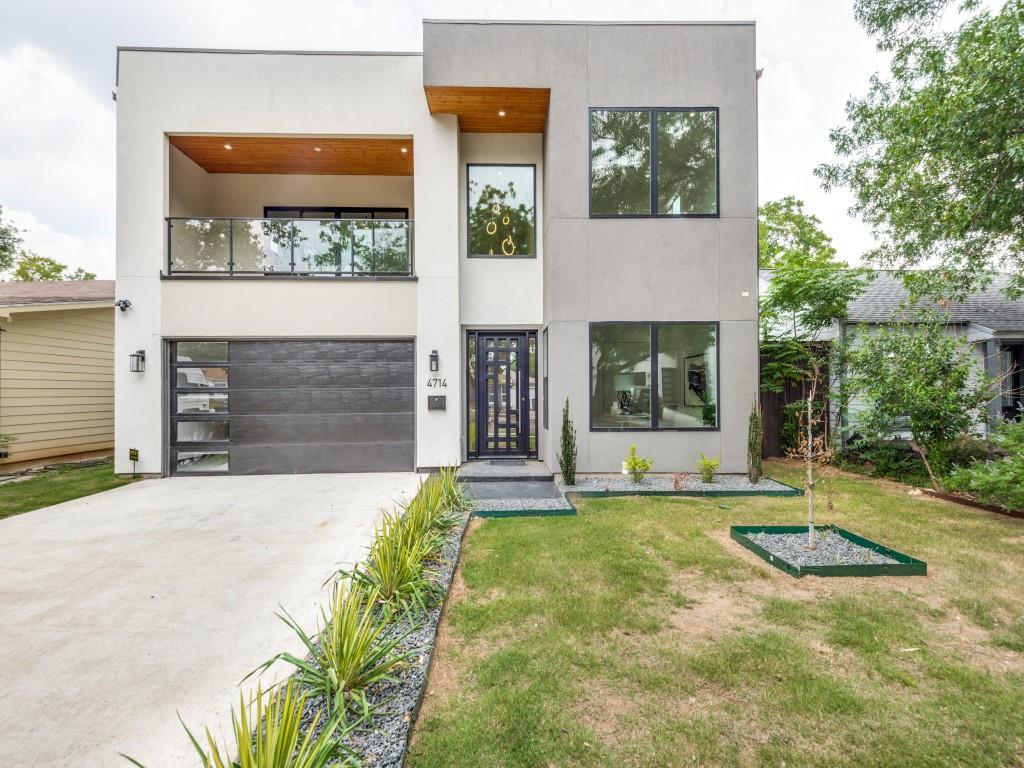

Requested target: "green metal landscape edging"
[
  {"left": 730, "top": 524, "right": 927, "bottom": 578},
  {"left": 568, "top": 477, "right": 804, "bottom": 499},
  {"left": 472, "top": 506, "right": 577, "bottom": 519}
]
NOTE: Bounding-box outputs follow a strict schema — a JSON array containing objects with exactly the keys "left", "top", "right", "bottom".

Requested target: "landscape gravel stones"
[
  {"left": 296, "top": 509, "right": 470, "bottom": 767},
  {"left": 559, "top": 473, "right": 796, "bottom": 495},
  {"left": 745, "top": 529, "right": 898, "bottom": 567}
]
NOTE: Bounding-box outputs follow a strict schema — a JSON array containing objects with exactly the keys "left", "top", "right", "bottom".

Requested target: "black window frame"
[
  {"left": 170, "top": 340, "right": 232, "bottom": 475},
  {"left": 465, "top": 163, "right": 538, "bottom": 259},
  {"left": 588, "top": 107, "right": 720, "bottom": 219},
  {"left": 588, "top": 320, "right": 721, "bottom": 432}
]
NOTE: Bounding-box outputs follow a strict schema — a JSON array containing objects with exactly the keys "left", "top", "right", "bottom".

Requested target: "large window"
[
  {"left": 590, "top": 108, "right": 718, "bottom": 217},
  {"left": 467, "top": 164, "right": 536, "bottom": 257},
  {"left": 590, "top": 322, "right": 718, "bottom": 430}
]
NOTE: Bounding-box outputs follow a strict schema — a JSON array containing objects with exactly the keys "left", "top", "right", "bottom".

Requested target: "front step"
[
  {"left": 466, "top": 479, "right": 575, "bottom": 518},
  {"left": 458, "top": 459, "right": 554, "bottom": 483}
]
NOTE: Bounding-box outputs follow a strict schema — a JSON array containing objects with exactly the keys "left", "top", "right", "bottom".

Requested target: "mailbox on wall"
[{"left": 428, "top": 395, "right": 447, "bottom": 411}]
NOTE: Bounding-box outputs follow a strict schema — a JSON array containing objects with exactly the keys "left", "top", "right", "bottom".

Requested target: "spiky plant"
[
  {"left": 246, "top": 582, "right": 416, "bottom": 718},
  {"left": 557, "top": 398, "right": 577, "bottom": 485},
  {"left": 121, "top": 681, "right": 357, "bottom": 767}
]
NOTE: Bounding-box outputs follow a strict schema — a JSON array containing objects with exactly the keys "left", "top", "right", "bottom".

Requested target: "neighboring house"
[
  {"left": 839, "top": 272, "right": 1023, "bottom": 438},
  {"left": 0, "top": 281, "right": 115, "bottom": 466},
  {"left": 114, "top": 20, "right": 759, "bottom": 477},
  {"left": 758, "top": 271, "right": 1023, "bottom": 455}
]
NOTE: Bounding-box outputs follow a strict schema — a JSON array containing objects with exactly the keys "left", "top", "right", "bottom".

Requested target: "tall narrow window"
[
  {"left": 590, "top": 108, "right": 718, "bottom": 217},
  {"left": 467, "top": 165, "right": 536, "bottom": 257},
  {"left": 590, "top": 110, "right": 651, "bottom": 215}
]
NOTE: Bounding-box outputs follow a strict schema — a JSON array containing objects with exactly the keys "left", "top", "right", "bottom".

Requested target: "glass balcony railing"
[{"left": 166, "top": 218, "right": 414, "bottom": 276}]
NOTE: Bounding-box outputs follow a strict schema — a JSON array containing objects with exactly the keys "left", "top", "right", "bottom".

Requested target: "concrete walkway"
[{"left": 0, "top": 472, "right": 421, "bottom": 767}]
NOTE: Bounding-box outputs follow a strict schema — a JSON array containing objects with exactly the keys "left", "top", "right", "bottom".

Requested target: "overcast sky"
[{"left": 0, "top": 0, "right": 888, "bottom": 278}]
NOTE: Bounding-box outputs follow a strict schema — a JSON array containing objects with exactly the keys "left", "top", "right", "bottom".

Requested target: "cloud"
[
  {"left": 6, "top": 209, "right": 115, "bottom": 279},
  {"left": 0, "top": 43, "right": 115, "bottom": 275}
]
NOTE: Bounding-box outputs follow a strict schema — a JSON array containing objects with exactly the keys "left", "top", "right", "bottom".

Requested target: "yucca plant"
[
  {"left": 436, "top": 465, "right": 472, "bottom": 515},
  {"left": 343, "top": 509, "right": 440, "bottom": 610},
  {"left": 247, "top": 582, "right": 416, "bottom": 718},
  {"left": 121, "top": 681, "right": 356, "bottom": 768},
  {"left": 400, "top": 483, "right": 447, "bottom": 554}
]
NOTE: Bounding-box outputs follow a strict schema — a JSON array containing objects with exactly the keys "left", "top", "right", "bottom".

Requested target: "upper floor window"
[
  {"left": 467, "top": 164, "right": 536, "bottom": 258},
  {"left": 590, "top": 108, "right": 718, "bottom": 217}
]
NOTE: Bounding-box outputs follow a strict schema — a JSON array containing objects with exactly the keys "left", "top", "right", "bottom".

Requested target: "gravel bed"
[
  {"left": 560, "top": 473, "right": 795, "bottom": 494},
  {"left": 471, "top": 496, "right": 574, "bottom": 513},
  {"left": 745, "top": 529, "right": 898, "bottom": 567},
  {"left": 296, "top": 509, "right": 470, "bottom": 766}
]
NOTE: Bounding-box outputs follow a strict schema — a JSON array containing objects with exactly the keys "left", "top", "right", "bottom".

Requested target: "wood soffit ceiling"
[
  {"left": 168, "top": 136, "right": 414, "bottom": 175},
  {"left": 423, "top": 86, "right": 550, "bottom": 133}
]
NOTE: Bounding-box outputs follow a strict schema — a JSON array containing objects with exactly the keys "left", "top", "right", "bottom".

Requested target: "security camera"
[{"left": 115, "top": 299, "right": 132, "bottom": 312}]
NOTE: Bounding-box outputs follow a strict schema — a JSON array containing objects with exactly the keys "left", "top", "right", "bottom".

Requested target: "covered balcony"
[{"left": 166, "top": 135, "right": 414, "bottom": 277}]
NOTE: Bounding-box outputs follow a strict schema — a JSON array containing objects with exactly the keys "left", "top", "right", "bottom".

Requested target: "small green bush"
[
  {"left": 747, "top": 399, "right": 763, "bottom": 484},
  {"left": 946, "top": 420, "right": 1024, "bottom": 512},
  {"left": 557, "top": 398, "right": 578, "bottom": 485},
  {"left": 624, "top": 444, "right": 653, "bottom": 484},
  {"left": 697, "top": 452, "right": 719, "bottom": 483}
]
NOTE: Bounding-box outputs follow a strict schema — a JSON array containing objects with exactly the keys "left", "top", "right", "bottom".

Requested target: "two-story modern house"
[{"left": 114, "top": 19, "right": 759, "bottom": 477}]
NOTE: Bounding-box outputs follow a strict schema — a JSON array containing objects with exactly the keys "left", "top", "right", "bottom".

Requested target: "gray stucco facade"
[{"left": 426, "top": 21, "right": 760, "bottom": 473}]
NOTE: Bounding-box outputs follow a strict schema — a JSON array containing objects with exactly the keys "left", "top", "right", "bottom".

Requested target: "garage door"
[{"left": 169, "top": 340, "right": 414, "bottom": 475}]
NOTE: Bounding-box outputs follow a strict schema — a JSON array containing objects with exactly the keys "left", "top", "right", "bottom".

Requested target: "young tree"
[
  {"left": 817, "top": 0, "right": 1024, "bottom": 299},
  {"left": 747, "top": 399, "right": 763, "bottom": 484},
  {"left": 758, "top": 196, "right": 838, "bottom": 269},
  {"left": 847, "top": 318, "right": 1000, "bottom": 491},
  {"left": 762, "top": 252, "right": 872, "bottom": 547}
]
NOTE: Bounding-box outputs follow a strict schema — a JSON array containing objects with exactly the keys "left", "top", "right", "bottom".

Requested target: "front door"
[{"left": 468, "top": 331, "right": 536, "bottom": 458}]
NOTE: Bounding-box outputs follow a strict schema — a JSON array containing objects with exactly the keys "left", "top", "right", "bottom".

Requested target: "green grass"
[
  {"left": 408, "top": 461, "right": 1024, "bottom": 767},
  {"left": 0, "top": 459, "right": 136, "bottom": 521}
]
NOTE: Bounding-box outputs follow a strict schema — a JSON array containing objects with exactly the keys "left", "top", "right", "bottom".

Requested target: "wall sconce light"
[
  {"left": 429, "top": 350, "right": 439, "bottom": 372},
  {"left": 114, "top": 299, "right": 132, "bottom": 312},
  {"left": 129, "top": 350, "right": 146, "bottom": 373}
]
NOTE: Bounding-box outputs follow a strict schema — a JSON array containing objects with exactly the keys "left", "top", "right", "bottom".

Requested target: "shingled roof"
[
  {"left": 847, "top": 273, "right": 1024, "bottom": 331},
  {"left": 0, "top": 280, "right": 115, "bottom": 308}
]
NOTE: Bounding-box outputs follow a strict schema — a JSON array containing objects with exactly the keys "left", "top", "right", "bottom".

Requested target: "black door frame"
[{"left": 467, "top": 330, "right": 538, "bottom": 459}]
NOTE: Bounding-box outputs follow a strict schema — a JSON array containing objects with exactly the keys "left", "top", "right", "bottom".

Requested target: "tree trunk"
[
  {"left": 806, "top": 370, "right": 818, "bottom": 550},
  {"left": 908, "top": 440, "right": 944, "bottom": 492}
]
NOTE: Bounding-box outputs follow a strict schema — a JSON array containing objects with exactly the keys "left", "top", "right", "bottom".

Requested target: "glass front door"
[{"left": 467, "top": 331, "right": 537, "bottom": 458}]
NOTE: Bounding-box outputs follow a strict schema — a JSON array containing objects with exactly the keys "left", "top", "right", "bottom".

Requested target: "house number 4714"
[{"left": 426, "top": 377, "right": 447, "bottom": 388}]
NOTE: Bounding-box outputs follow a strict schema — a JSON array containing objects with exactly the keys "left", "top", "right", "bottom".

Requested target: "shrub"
[
  {"left": 342, "top": 509, "right": 440, "bottom": 610},
  {"left": 946, "top": 420, "right": 1024, "bottom": 512},
  {"left": 248, "top": 582, "right": 416, "bottom": 718},
  {"left": 122, "top": 681, "right": 357, "bottom": 767},
  {"left": 843, "top": 440, "right": 925, "bottom": 482},
  {"left": 436, "top": 465, "right": 472, "bottom": 515},
  {"left": 557, "top": 398, "right": 577, "bottom": 485},
  {"left": 624, "top": 444, "right": 653, "bottom": 484},
  {"left": 697, "top": 452, "right": 719, "bottom": 483},
  {"left": 747, "top": 399, "right": 763, "bottom": 484}
]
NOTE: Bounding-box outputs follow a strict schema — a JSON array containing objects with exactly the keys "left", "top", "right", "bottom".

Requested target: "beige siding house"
[{"left": 0, "top": 281, "right": 115, "bottom": 467}]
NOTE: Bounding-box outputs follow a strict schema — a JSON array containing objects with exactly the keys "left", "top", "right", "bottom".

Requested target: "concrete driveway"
[{"left": 0, "top": 471, "right": 420, "bottom": 767}]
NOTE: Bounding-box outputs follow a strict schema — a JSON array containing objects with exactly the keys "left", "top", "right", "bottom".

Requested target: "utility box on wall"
[{"left": 428, "top": 395, "right": 447, "bottom": 411}]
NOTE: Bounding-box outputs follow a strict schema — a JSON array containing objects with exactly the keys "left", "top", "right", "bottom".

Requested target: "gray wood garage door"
[{"left": 170, "top": 340, "right": 414, "bottom": 475}]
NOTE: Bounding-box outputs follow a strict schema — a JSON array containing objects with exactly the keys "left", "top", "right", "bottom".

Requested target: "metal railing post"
[{"left": 228, "top": 218, "right": 234, "bottom": 275}]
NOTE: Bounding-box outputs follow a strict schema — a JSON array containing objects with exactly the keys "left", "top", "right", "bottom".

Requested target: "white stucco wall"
[{"left": 115, "top": 50, "right": 460, "bottom": 474}]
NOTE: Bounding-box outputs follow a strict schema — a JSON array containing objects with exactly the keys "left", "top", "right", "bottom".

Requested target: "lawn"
[
  {"left": 0, "top": 459, "right": 136, "bottom": 521},
  {"left": 408, "top": 460, "right": 1024, "bottom": 767}
]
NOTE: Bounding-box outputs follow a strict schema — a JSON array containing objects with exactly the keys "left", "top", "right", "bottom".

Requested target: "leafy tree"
[
  {"left": 0, "top": 206, "right": 22, "bottom": 274},
  {"left": 817, "top": 0, "right": 1024, "bottom": 299},
  {"left": 758, "top": 196, "right": 838, "bottom": 269},
  {"left": 847, "top": 318, "right": 1000, "bottom": 491},
  {"left": 11, "top": 253, "right": 96, "bottom": 282},
  {"left": 761, "top": 254, "right": 872, "bottom": 547}
]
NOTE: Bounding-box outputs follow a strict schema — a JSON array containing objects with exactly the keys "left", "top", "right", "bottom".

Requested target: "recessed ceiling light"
[
  {"left": 400, "top": 147, "right": 408, "bottom": 153},
  {"left": 313, "top": 146, "right": 322, "bottom": 152},
  {"left": 223, "top": 143, "right": 233, "bottom": 150},
  {"left": 498, "top": 110, "right": 506, "bottom": 117}
]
